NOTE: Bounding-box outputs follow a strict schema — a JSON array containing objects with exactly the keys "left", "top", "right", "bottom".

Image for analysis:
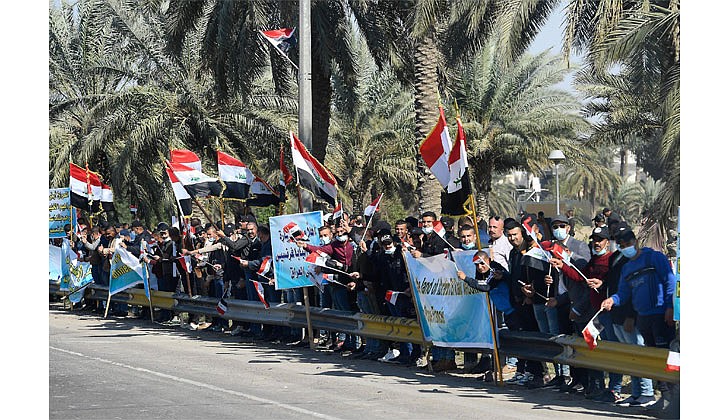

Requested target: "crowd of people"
[{"left": 54, "top": 205, "right": 677, "bottom": 416}]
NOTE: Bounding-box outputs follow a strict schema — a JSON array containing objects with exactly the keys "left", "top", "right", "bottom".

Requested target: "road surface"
[{"left": 50, "top": 304, "right": 652, "bottom": 419}]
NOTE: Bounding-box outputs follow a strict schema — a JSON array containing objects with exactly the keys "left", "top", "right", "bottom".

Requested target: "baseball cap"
[
  {"left": 441, "top": 217, "right": 454, "bottom": 230},
  {"left": 589, "top": 226, "right": 610, "bottom": 241},
  {"left": 592, "top": 214, "right": 606, "bottom": 223},
  {"left": 381, "top": 234, "right": 394, "bottom": 245},
  {"left": 613, "top": 222, "right": 635, "bottom": 242},
  {"left": 119, "top": 229, "right": 131, "bottom": 237},
  {"left": 551, "top": 214, "right": 569, "bottom": 225},
  {"left": 156, "top": 222, "right": 170, "bottom": 232},
  {"left": 131, "top": 220, "right": 143, "bottom": 228}
]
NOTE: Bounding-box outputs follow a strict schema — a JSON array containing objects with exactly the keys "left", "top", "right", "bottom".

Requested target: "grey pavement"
[{"left": 50, "top": 304, "right": 653, "bottom": 420}]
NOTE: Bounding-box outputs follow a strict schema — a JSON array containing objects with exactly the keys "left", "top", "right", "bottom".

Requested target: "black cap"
[
  {"left": 589, "top": 226, "right": 610, "bottom": 241},
  {"left": 381, "top": 234, "right": 394, "bottom": 245},
  {"left": 602, "top": 207, "right": 611, "bottom": 214},
  {"left": 131, "top": 220, "right": 143, "bottom": 228},
  {"left": 119, "top": 229, "right": 131, "bottom": 237},
  {"left": 373, "top": 220, "right": 391, "bottom": 232},
  {"left": 405, "top": 216, "right": 419, "bottom": 229},
  {"left": 592, "top": 214, "right": 606, "bottom": 223},
  {"left": 156, "top": 222, "right": 169, "bottom": 232},
  {"left": 613, "top": 222, "right": 635, "bottom": 242}
]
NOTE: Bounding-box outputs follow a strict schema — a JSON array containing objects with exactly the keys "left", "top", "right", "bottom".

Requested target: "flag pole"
[
  {"left": 485, "top": 291, "right": 503, "bottom": 386},
  {"left": 362, "top": 193, "right": 383, "bottom": 236}
]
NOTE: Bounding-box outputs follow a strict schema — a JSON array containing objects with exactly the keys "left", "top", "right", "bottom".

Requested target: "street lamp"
[{"left": 548, "top": 150, "right": 566, "bottom": 215}]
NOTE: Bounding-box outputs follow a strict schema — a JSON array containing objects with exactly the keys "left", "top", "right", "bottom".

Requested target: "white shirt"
[{"left": 488, "top": 234, "right": 512, "bottom": 270}]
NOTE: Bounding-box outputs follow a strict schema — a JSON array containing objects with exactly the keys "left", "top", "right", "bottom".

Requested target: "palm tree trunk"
[
  {"left": 620, "top": 148, "right": 628, "bottom": 177},
  {"left": 311, "top": 57, "right": 332, "bottom": 163},
  {"left": 413, "top": 34, "right": 443, "bottom": 216},
  {"left": 474, "top": 154, "right": 494, "bottom": 220}
]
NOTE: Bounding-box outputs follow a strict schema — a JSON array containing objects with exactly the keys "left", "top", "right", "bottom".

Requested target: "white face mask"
[
  {"left": 422, "top": 226, "right": 434, "bottom": 235},
  {"left": 336, "top": 235, "right": 348, "bottom": 243},
  {"left": 462, "top": 242, "right": 475, "bottom": 250},
  {"left": 384, "top": 247, "right": 396, "bottom": 255},
  {"left": 553, "top": 227, "right": 568, "bottom": 241},
  {"left": 321, "top": 236, "right": 331, "bottom": 245},
  {"left": 593, "top": 247, "right": 607, "bottom": 256}
]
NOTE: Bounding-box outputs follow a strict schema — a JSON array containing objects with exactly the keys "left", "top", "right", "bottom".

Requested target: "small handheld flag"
[
  {"left": 252, "top": 280, "right": 270, "bottom": 309},
  {"left": 363, "top": 194, "right": 383, "bottom": 217},
  {"left": 666, "top": 351, "right": 680, "bottom": 372},
  {"left": 216, "top": 298, "right": 228, "bottom": 316},
  {"left": 582, "top": 309, "right": 604, "bottom": 350},
  {"left": 385, "top": 290, "right": 401, "bottom": 306},
  {"left": 257, "top": 256, "right": 272, "bottom": 277}
]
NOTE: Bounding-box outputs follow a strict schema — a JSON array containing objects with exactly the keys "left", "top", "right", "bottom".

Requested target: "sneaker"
[
  {"left": 544, "top": 375, "right": 565, "bottom": 388},
  {"left": 631, "top": 395, "right": 656, "bottom": 407},
  {"left": 616, "top": 395, "right": 639, "bottom": 407},
  {"left": 594, "top": 390, "right": 621, "bottom": 404},
  {"left": 378, "top": 349, "right": 400, "bottom": 363},
  {"left": 505, "top": 372, "right": 526, "bottom": 384},
  {"left": 476, "top": 371, "right": 495, "bottom": 382},
  {"left": 516, "top": 373, "right": 535, "bottom": 386},
  {"left": 415, "top": 356, "right": 429, "bottom": 368},
  {"left": 560, "top": 382, "right": 585, "bottom": 394},
  {"left": 188, "top": 322, "right": 198, "bottom": 331},
  {"left": 229, "top": 326, "right": 243, "bottom": 336},
  {"left": 209, "top": 325, "right": 223, "bottom": 332}
]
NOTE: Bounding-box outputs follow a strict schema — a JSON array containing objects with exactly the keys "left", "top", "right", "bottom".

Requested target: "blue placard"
[
  {"left": 49, "top": 188, "right": 76, "bottom": 238},
  {"left": 674, "top": 207, "right": 680, "bottom": 322},
  {"left": 406, "top": 252, "right": 495, "bottom": 349},
  {"left": 270, "top": 211, "right": 324, "bottom": 290}
]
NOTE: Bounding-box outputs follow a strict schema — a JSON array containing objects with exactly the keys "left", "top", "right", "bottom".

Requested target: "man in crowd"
[{"left": 601, "top": 226, "right": 676, "bottom": 410}]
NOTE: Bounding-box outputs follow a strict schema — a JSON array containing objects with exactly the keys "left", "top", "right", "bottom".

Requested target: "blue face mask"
[
  {"left": 593, "top": 247, "right": 607, "bottom": 256},
  {"left": 620, "top": 245, "right": 637, "bottom": 258},
  {"left": 384, "top": 247, "right": 396, "bottom": 255},
  {"left": 321, "top": 236, "right": 331, "bottom": 245},
  {"left": 462, "top": 242, "right": 475, "bottom": 250},
  {"left": 552, "top": 228, "right": 568, "bottom": 241}
]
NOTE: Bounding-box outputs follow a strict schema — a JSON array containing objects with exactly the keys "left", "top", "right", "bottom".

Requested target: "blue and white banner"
[
  {"left": 49, "top": 188, "right": 76, "bottom": 238},
  {"left": 59, "top": 238, "right": 76, "bottom": 291},
  {"left": 50, "top": 244, "right": 63, "bottom": 283},
  {"left": 109, "top": 246, "right": 146, "bottom": 296},
  {"left": 406, "top": 252, "right": 495, "bottom": 349},
  {"left": 270, "top": 211, "right": 324, "bottom": 290}
]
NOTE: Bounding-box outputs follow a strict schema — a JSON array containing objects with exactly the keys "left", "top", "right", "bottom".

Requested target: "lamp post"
[{"left": 548, "top": 150, "right": 566, "bottom": 215}]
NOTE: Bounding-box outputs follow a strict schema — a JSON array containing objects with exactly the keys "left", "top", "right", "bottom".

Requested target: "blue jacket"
[{"left": 610, "top": 247, "right": 675, "bottom": 316}]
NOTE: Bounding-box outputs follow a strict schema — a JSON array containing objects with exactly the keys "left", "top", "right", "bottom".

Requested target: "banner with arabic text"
[{"left": 270, "top": 211, "right": 324, "bottom": 290}]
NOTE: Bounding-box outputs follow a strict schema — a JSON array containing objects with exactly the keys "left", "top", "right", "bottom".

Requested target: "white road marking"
[{"left": 50, "top": 346, "right": 343, "bottom": 420}]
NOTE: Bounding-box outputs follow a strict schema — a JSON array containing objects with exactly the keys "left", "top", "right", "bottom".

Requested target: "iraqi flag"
[
  {"left": 170, "top": 149, "right": 202, "bottom": 172},
  {"left": 364, "top": 193, "right": 383, "bottom": 217},
  {"left": 217, "top": 151, "right": 253, "bottom": 200},
  {"left": 216, "top": 297, "right": 228, "bottom": 316},
  {"left": 432, "top": 220, "right": 447, "bottom": 239},
  {"left": 166, "top": 160, "right": 223, "bottom": 198},
  {"left": 581, "top": 316, "right": 604, "bottom": 350},
  {"left": 441, "top": 116, "right": 472, "bottom": 216},
  {"left": 332, "top": 202, "right": 343, "bottom": 225},
  {"left": 283, "top": 221, "right": 308, "bottom": 242},
  {"left": 252, "top": 280, "right": 270, "bottom": 309},
  {"left": 260, "top": 28, "right": 296, "bottom": 53},
  {"left": 666, "top": 351, "right": 680, "bottom": 372},
  {"left": 165, "top": 165, "right": 193, "bottom": 217},
  {"left": 247, "top": 176, "right": 282, "bottom": 207},
  {"left": 419, "top": 106, "right": 452, "bottom": 190},
  {"left": 290, "top": 131, "right": 338, "bottom": 206},
  {"left": 256, "top": 256, "right": 272, "bottom": 277},
  {"left": 177, "top": 255, "right": 192, "bottom": 274},
  {"left": 69, "top": 163, "right": 102, "bottom": 211},
  {"left": 521, "top": 215, "right": 540, "bottom": 243},
  {"left": 305, "top": 250, "right": 330, "bottom": 267},
  {"left": 385, "top": 290, "right": 402, "bottom": 305},
  {"left": 101, "top": 182, "right": 115, "bottom": 213}
]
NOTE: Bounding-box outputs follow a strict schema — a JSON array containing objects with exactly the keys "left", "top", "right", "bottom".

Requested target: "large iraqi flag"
[
  {"left": 217, "top": 151, "right": 253, "bottom": 200},
  {"left": 170, "top": 149, "right": 202, "bottom": 172},
  {"left": 247, "top": 176, "right": 283, "bottom": 207},
  {"left": 441, "top": 116, "right": 472, "bottom": 216},
  {"left": 166, "top": 160, "right": 223, "bottom": 198},
  {"left": 290, "top": 131, "right": 337, "bottom": 206},
  {"left": 419, "top": 106, "right": 452, "bottom": 190},
  {"left": 69, "top": 163, "right": 104, "bottom": 212}
]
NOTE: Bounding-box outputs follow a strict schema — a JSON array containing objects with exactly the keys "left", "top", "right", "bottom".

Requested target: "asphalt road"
[{"left": 49, "top": 304, "right": 653, "bottom": 420}]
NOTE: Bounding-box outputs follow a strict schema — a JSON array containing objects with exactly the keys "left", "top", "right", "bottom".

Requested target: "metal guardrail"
[{"left": 50, "top": 283, "right": 679, "bottom": 384}]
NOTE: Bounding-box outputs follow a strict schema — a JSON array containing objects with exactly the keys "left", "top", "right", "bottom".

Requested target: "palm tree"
[
  {"left": 350, "top": 0, "right": 561, "bottom": 216},
  {"left": 564, "top": 0, "right": 679, "bottom": 233},
  {"left": 559, "top": 161, "right": 621, "bottom": 216},
  {"left": 164, "top": 0, "right": 359, "bottom": 163},
  {"left": 325, "top": 33, "right": 416, "bottom": 214},
  {"left": 49, "top": 0, "right": 296, "bottom": 223},
  {"left": 452, "top": 43, "right": 589, "bottom": 218}
]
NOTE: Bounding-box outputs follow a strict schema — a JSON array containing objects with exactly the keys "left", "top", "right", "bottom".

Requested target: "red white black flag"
[
  {"left": 419, "top": 106, "right": 452, "bottom": 190},
  {"left": 441, "top": 116, "right": 472, "bottom": 217},
  {"left": 290, "top": 131, "right": 338, "bottom": 206},
  {"left": 165, "top": 165, "right": 193, "bottom": 217},
  {"left": 217, "top": 151, "right": 253, "bottom": 200},
  {"left": 166, "top": 160, "right": 223, "bottom": 198},
  {"left": 170, "top": 149, "right": 202, "bottom": 172}
]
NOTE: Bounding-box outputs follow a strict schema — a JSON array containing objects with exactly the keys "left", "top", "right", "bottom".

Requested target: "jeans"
[
  {"left": 285, "top": 288, "right": 304, "bottom": 341},
  {"left": 387, "top": 295, "right": 421, "bottom": 362},
  {"left": 330, "top": 285, "right": 355, "bottom": 349},
  {"left": 209, "top": 277, "right": 226, "bottom": 328},
  {"left": 597, "top": 312, "right": 625, "bottom": 393},
  {"left": 636, "top": 313, "right": 675, "bottom": 394},
  {"left": 613, "top": 322, "right": 654, "bottom": 397},
  {"left": 533, "top": 303, "right": 566, "bottom": 376},
  {"left": 357, "top": 291, "right": 384, "bottom": 354}
]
